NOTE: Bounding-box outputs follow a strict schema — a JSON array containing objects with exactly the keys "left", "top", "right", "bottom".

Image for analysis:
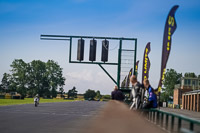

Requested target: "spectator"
[
  {"left": 142, "top": 79, "right": 157, "bottom": 109},
  {"left": 111, "top": 86, "right": 125, "bottom": 101}
]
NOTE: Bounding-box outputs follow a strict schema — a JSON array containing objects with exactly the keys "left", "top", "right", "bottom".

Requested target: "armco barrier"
[{"left": 143, "top": 108, "right": 200, "bottom": 133}]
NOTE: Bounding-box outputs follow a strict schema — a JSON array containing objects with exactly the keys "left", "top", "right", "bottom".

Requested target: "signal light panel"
[
  {"left": 77, "top": 39, "right": 85, "bottom": 61},
  {"left": 77, "top": 39, "right": 109, "bottom": 62},
  {"left": 89, "top": 39, "right": 97, "bottom": 62},
  {"left": 101, "top": 40, "right": 109, "bottom": 62}
]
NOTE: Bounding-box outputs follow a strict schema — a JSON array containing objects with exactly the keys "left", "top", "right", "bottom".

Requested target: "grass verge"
[{"left": 0, "top": 98, "right": 75, "bottom": 106}]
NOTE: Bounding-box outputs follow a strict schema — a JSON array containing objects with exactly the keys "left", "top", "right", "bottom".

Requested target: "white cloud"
[
  {"left": 64, "top": 69, "right": 115, "bottom": 94},
  {"left": 67, "top": 69, "right": 93, "bottom": 81}
]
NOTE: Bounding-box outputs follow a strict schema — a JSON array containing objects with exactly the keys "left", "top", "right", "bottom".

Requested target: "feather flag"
[
  {"left": 142, "top": 42, "right": 151, "bottom": 83},
  {"left": 158, "top": 5, "right": 179, "bottom": 92}
]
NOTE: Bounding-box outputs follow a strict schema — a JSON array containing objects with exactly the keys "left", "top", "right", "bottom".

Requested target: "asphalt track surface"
[
  {"left": 0, "top": 101, "right": 106, "bottom": 133},
  {"left": 82, "top": 101, "right": 167, "bottom": 133}
]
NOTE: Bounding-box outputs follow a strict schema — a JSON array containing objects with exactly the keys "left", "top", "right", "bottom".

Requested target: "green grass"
[{"left": 0, "top": 98, "right": 75, "bottom": 106}]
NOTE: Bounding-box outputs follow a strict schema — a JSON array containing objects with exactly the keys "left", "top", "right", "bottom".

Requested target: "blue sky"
[{"left": 1, "top": 0, "right": 200, "bottom": 94}]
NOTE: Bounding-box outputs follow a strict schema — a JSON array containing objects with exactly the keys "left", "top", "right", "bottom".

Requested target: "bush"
[
  {"left": 12, "top": 96, "right": 21, "bottom": 99},
  {"left": 64, "top": 98, "right": 74, "bottom": 100},
  {"left": 0, "top": 95, "right": 5, "bottom": 99},
  {"left": 102, "top": 95, "right": 111, "bottom": 100},
  {"left": 84, "top": 89, "right": 96, "bottom": 100}
]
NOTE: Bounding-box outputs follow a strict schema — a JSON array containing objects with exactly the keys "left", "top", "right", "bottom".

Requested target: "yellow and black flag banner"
[
  {"left": 142, "top": 42, "right": 151, "bottom": 83},
  {"left": 135, "top": 60, "right": 139, "bottom": 76},
  {"left": 158, "top": 5, "right": 179, "bottom": 92},
  {"left": 125, "top": 68, "right": 133, "bottom": 88},
  {"left": 121, "top": 76, "right": 127, "bottom": 88}
]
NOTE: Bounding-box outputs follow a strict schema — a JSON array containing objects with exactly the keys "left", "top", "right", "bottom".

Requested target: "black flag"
[
  {"left": 142, "top": 42, "right": 151, "bottom": 83},
  {"left": 158, "top": 5, "right": 179, "bottom": 92}
]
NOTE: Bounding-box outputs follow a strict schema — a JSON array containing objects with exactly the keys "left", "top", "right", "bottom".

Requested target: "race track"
[{"left": 0, "top": 101, "right": 106, "bottom": 133}]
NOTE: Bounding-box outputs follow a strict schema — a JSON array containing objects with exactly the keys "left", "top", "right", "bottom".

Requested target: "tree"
[
  {"left": 1, "top": 73, "right": 17, "bottom": 93},
  {"left": 59, "top": 87, "right": 64, "bottom": 98},
  {"left": 0, "top": 84, "right": 2, "bottom": 92},
  {"left": 10, "top": 59, "right": 28, "bottom": 98},
  {"left": 84, "top": 89, "right": 96, "bottom": 100},
  {"left": 46, "top": 60, "right": 65, "bottom": 98},
  {"left": 95, "top": 90, "right": 101, "bottom": 100},
  {"left": 184, "top": 72, "right": 197, "bottom": 78},
  {"left": 27, "top": 60, "right": 47, "bottom": 97},
  {"left": 26, "top": 60, "right": 65, "bottom": 98},
  {"left": 160, "top": 92, "right": 169, "bottom": 102},
  {"left": 67, "top": 86, "right": 78, "bottom": 99},
  {"left": 1, "top": 73, "right": 11, "bottom": 92},
  {"left": 1, "top": 59, "right": 66, "bottom": 98},
  {"left": 161, "top": 69, "right": 182, "bottom": 102}
]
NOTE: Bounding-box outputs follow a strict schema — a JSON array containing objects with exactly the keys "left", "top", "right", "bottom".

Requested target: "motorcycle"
[{"left": 34, "top": 97, "right": 39, "bottom": 107}]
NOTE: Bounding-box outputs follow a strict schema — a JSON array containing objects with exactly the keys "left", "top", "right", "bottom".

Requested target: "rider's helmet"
[{"left": 36, "top": 94, "right": 39, "bottom": 97}]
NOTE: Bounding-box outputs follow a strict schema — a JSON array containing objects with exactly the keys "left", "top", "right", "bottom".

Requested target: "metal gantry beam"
[
  {"left": 117, "top": 39, "right": 122, "bottom": 88},
  {"left": 40, "top": 34, "right": 137, "bottom": 41},
  {"left": 40, "top": 34, "right": 137, "bottom": 91}
]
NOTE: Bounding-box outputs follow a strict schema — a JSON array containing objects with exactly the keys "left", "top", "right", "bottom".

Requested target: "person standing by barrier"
[
  {"left": 130, "top": 75, "right": 143, "bottom": 110},
  {"left": 111, "top": 86, "right": 125, "bottom": 102},
  {"left": 142, "top": 79, "right": 157, "bottom": 109}
]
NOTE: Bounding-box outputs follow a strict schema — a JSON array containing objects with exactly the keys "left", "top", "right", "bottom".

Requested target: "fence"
[
  {"left": 182, "top": 90, "right": 200, "bottom": 112},
  {"left": 144, "top": 108, "right": 200, "bottom": 133}
]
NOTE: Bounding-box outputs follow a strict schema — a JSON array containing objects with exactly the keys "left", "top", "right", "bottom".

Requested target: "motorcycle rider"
[
  {"left": 34, "top": 94, "right": 40, "bottom": 105},
  {"left": 130, "top": 75, "right": 143, "bottom": 110},
  {"left": 142, "top": 79, "right": 157, "bottom": 109}
]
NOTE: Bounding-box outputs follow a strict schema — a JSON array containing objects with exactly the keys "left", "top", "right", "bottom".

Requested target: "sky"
[{"left": 1, "top": 0, "right": 200, "bottom": 94}]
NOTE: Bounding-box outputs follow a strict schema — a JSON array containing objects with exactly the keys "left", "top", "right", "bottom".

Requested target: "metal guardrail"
[{"left": 144, "top": 108, "right": 200, "bottom": 133}]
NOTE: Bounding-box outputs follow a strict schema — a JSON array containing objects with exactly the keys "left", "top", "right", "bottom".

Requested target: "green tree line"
[
  {"left": 160, "top": 69, "right": 200, "bottom": 102},
  {"left": 0, "top": 59, "right": 65, "bottom": 98}
]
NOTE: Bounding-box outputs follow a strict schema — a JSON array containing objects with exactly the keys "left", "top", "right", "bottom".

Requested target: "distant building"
[
  {"left": 180, "top": 77, "right": 200, "bottom": 90},
  {"left": 173, "top": 77, "right": 200, "bottom": 111},
  {"left": 182, "top": 90, "right": 200, "bottom": 112}
]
